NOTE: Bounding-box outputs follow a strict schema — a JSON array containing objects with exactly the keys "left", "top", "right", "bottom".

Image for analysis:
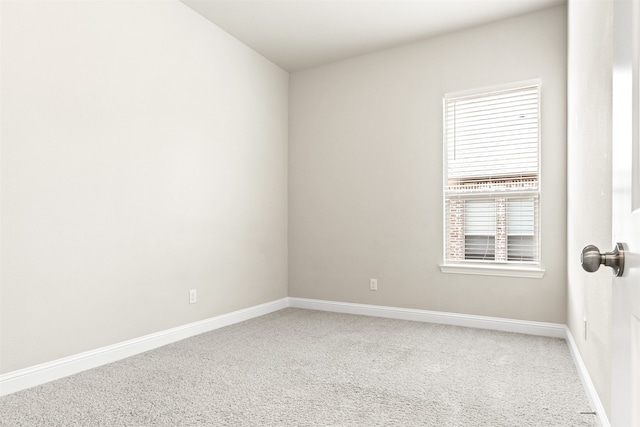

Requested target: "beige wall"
[
  {"left": 289, "top": 6, "right": 568, "bottom": 323},
  {"left": 0, "top": 1, "right": 288, "bottom": 373},
  {"left": 567, "top": 0, "right": 613, "bottom": 417}
]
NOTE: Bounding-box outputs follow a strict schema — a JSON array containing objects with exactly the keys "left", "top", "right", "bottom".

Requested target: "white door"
[{"left": 611, "top": 0, "right": 640, "bottom": 425}]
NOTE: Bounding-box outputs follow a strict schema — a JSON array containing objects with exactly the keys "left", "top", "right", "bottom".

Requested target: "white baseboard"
[
  {"left": 0, "top": 297, "right": 289, "bottom": 397},
  {"left": 565, "top": 328, "right": 610, "bottom": 427},
  {"left": 288, "top": 297, "right": 566, "bottom": 338}
]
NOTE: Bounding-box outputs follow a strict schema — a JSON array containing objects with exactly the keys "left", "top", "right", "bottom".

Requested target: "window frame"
[{"left": 439, "top": 79, "right": 545, "bottom": 279}]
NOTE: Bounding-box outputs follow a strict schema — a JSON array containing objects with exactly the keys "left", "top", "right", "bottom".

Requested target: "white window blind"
[{"left": 443, "top": 82, "right": 540, "bottom": 267}]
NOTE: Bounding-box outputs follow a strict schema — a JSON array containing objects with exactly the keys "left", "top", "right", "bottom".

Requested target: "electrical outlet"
[
  {"left": 584, "top": 317, "right": 587, "bottom": 341},
  {"left": 189, "top": 289, "right": 197, "bottom": 304},
  {"left": 370, "top": 278, "right": 378, "bottom": 291}
]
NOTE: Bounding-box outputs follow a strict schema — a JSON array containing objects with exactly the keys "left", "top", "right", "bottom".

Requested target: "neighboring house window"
[{"left": 443, "top": 81, "right": 541, "bottom": 270}]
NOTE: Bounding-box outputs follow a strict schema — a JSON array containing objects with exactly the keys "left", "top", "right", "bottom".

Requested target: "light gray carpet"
[{"left": 0, "top": 308, "right": 597, "bottom": 426}]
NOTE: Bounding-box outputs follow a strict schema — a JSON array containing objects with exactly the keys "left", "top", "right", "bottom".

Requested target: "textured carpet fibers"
[{"left": 0, "top": 308, "right": 597, "bottom": 426}]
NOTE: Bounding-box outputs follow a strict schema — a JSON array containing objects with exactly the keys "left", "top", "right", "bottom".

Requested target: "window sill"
[{"left": 439, "top": 263, "right": 545, "bottom": 278}]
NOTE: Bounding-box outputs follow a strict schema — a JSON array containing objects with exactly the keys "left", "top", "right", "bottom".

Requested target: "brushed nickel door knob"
[{"left": 581, "top": 243, "right": 625, "bottom": 277}]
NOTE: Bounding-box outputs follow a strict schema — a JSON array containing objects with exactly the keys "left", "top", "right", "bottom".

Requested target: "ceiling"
[{"left": 180, "top": 0, "right": 565, "bottom": 72}]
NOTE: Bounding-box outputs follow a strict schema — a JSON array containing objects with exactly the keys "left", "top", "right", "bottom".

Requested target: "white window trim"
[
  {"left": 441, "top": 79, "right": 545, "bottom": 278},
  {"left": 439, "top": 263, "right": 545, "bottom": 278},
  {"left": 444, "top": 78, "right": 542, "bottom": 101}
]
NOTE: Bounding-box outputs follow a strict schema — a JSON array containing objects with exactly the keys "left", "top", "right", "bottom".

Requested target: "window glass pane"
[
  {"left": 507, "top": 198, "right": 535, "bottom": 236},
  {"left": 465, "top": 235, "right": 495, "bottom": 260},
  {"left": 508, "top": 235, "right": 535, "bottom": 262},
  {"left": 464, "top": 200, "right": 496, "bottom": 236}
]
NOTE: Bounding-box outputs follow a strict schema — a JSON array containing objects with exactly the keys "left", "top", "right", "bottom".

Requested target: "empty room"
[{"left": 0, "top": 0, "right": 638, "bottom": 425}]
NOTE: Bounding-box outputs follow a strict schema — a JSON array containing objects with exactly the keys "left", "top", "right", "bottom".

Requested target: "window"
[{"left": 442, "top": 81, "right": 542, "bottom": 277}]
